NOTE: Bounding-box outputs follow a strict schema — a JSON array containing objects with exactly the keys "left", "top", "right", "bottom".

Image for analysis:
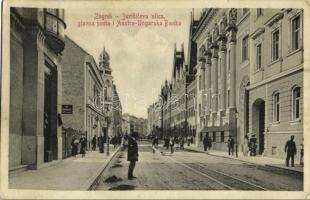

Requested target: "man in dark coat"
[
  {"left": 203, "top": 136, "right": 208, "bottom": 151},
  {"left": 285, "top": 135, "right": 297, "bottom": 167},
  {"left": 92, "top": 135, "right": 97, "bottom": 151},
  {"left": 80, "top": 135, "right": 87, "bottom": 157},
  {"left": 127, "top": 132, "right": 139, "bottom": 180},
  {"left": 169, "top": 137, "right": 175, "bottom": 154},
  {"left": 227, "top": 135, "right": 235, "bottom": 156}
]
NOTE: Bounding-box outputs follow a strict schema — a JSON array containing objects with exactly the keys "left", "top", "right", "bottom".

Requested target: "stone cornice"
[
  {"left": 192, "top": 9, "right": 219, "bottom": 42},
  {"left": 250, "top": 27, "right": 265, "bottom": 40},
  {"left": 264, "top": 12, "right": 284, "bottom": 27}
]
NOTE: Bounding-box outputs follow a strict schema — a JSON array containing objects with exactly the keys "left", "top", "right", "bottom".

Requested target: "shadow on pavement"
[
  {"left": 111, "top": 164, "right": 123, "bottom": 168},
  {"left": 104, "top": 176, "right": 123, "bottom": 183},
  {"left": 108, "top": 184, "right": 135, "bottom": 190}
]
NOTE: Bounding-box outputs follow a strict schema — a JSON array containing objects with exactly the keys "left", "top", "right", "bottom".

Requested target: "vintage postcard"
[{"left": 1, "top": 0, "right": 309, "bottom": 199}]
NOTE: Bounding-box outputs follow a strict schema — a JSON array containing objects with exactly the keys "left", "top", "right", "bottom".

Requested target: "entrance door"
[
  {"left": 44, "top": 61, "right": 58, "bottom": 162},
  {"left": 252, "top": 99, "right": 265, "bottom": 155}
]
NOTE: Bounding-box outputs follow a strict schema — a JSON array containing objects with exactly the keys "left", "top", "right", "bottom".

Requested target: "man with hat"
[
  {"left": 127, "top": 132, "right": 139, "bottom": 180},
  {"left": 285, "top": 135, "right": 297, "bottom": 167}
]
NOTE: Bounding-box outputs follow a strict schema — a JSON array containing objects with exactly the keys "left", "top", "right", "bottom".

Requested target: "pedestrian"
[
  {"left": 285, "top": 135, "right": 297, "bottom": 167},
  {"left": 180, "top": 137, "right": 185, "bottom": 150},
  {"left": 244, "top": 134, "right": 249, "bottom": 156},
  {"left": 92, "top": 135, "right": 97, "bottom": 151},
  {"left": 249, "top": 134, "right": 257, "bottom": 156},
  {"left": 128, "top": 132, "right": 139, "bottom": 180},
  {"left": 227, "top": 135, "right": 235, "bottom": 156},
  {"left": 187, "top": 136, "right": 191, "bottom": 146},
  {"left": 98, "top": 134, "right": 105, "bottom": 153},
  {"left": 207, "top": 136, "right": 212, "bottom": 150},
  {"left": 203, "top": 135, "right": 208, "bottom": 151},
  {"left": 169, "top": 137, "right": 175, "bottom": 154},
  {"left": 164, "top": 137, "right": 169, "bottom": 149},
  {"left": 152, "top": 136, "right": 158, "bottom": 153},
  {"left": 300, "top": 143, "right": 304, "bottom": 166},
  {"left": 80, "top": 134, "right": 87, "bottom": 157},
  {"left": 71, "top": 135, "right": 79, "bottom": 157}
]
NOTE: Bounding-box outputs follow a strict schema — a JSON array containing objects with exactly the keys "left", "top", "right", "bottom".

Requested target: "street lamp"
[{"left": 235, "top": 111, "right": 239, "bottom": 158}]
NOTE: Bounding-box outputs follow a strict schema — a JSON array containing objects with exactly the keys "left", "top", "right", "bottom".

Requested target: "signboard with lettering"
[{"left": 62, "top": 105, "right": 73, "bottom": 114}]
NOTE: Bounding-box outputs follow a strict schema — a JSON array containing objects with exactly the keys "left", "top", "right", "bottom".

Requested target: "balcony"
[{"left": 43, "top": 10, "right": 66, "bottom": 54}]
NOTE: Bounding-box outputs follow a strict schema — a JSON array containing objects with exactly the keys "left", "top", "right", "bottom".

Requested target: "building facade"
[
  {"left": 61, "top": 36, "right": 106, "bottom": 152},
  {"left": 192, "top": 8, "right": 303, "bottom": 159},
  {"left": 10, "top": 8, "right": 66, "bottom": 169},
  {"left": 112, "top": 84, "right": 123, "bottom": 137}
]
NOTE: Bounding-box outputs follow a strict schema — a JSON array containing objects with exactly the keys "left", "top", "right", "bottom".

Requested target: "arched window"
[
  {"left": 292, "top": 86, "right": 301, "bottom": 120},
  {"left": 273, "top": 92, "right": 280, "bottom": 122}
]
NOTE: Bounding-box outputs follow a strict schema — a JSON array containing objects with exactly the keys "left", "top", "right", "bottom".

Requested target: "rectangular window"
[
  {"left": 293, "top": 87, "right": 301, "bottom": 120},
  {"left": 199, "top": 104, "right": 201, "bottom": 116},
  {"left": 227, "top": 49, "right": 230, "bottom": 72},
  {"left": 257, "top": 8, "right": 263, "bottom": 17},
  {"left": 227, "top": 90, "right": 230, "bottom": 107},
  {"left": 274, "top": 93, "right": 280, "bottom": 122},
  {"left": 242, "top": 36, "right": 249, "bottom": 62},
  {"left": 220, "top": 131, "right": 224, "bottom": 142},
  {"left": 272, "top": 29, "right": 280, "bottom": 61},
  {"left": 292, "top": 15, "right": 301, "bottom": 51},
  {"left": 213, "top": 132, "right": 216, "bottom": 142},
  {"left": 256, "top": 43, "right": 262, "bottom": 70}
]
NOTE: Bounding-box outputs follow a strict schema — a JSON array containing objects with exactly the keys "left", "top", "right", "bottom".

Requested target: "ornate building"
[
  {"left": 192, "top": 8, "right": 303, "bottom": 159},
  {"left": 10, "top": 8, "right": 66, "bottom": 170}
]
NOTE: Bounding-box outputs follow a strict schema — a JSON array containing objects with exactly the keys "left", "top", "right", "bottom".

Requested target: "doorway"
[
  {"left": 44, "top": 61, "right": 58, "bottom": 162},
  {"left": 252, "top": 99, "right": 265, "bottom": 155}
]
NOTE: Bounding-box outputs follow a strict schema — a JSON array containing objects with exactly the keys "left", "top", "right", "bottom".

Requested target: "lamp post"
[{"left": 235, "top": 111, "right": 239, "bottom": 158}]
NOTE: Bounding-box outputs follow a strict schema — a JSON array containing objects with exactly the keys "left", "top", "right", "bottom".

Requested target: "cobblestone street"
[{"left": 95, "top": 143, "right": 303, "bottom": 191}]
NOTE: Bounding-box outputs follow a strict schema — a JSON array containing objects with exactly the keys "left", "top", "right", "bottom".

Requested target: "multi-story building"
[
  {"left": 112, "top": 84, "right": 122, "bottom": 137},
  {"left": 122, "top": 113, "right": 146, "bottom": 138},
  {"left": 9, "top": 8, "right": 66, "bottom": 170},
  {"left": 160, "top": 43, "right": 197, "bottom": 139},
  {"left": 192, "top": 8, "right": 303, "bottom": 159},
  {"left": 147, "top": 100, "right": 163, "bottom": 137},
  {"left": 61, "top": 36, "right": 105, "bottom": 152}
]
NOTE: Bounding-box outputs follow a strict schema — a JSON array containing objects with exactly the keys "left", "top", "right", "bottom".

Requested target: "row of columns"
[{"left": 198, "top": 27, "right": 237, "bottom": 116}]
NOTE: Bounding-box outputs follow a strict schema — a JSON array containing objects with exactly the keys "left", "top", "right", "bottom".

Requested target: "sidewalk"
[
  {"left": 184, "top": 146, "right": 303, "bottom": 174},
  {"left": 9, "top": 145, "right": 120, "bottom": 190}
]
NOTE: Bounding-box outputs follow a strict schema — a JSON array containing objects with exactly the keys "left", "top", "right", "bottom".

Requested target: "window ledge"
[
  {"left": 289, "top": 119, "right": 302, "bottom": 125},
  {"left": 268, "top": 58, "right": 282, "bottom": 67},
  {"left": 286, "top": 47, "right": 303, "bottom": 58},
  {"left": 271, "top": 121, "right": 280, "bottom": 126},
  {"left": 241, "top": 60, "right": 250, "bottom": 68},
  {"left": 254, "top": 67, "right": 263, "bottom": 74}
]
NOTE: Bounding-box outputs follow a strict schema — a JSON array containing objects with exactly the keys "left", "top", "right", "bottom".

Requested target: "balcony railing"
[{"left": 44, "top": 10, "right": 66, "bottom": 53}]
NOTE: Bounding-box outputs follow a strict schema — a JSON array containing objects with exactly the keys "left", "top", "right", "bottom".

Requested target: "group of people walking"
[
  {"left": 92, "top": 134, "right": 107, "bottom": 153},
  {"left": 163, "top": 136, "right": 188, "bottom": 154},
  {"left": 71, "top": 134, "right": 123, "bottom": 158},
  {"left": 71, "top": 134, "right": 87, "bottom": 157}
]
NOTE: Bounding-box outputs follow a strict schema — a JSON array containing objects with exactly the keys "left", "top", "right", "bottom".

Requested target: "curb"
[
  {"left": 184, "top": 147, "right": 303, "bottom": 174},
  {"left": 82, "top": 146, "right": 121, "bottom": 190},
  {"left": 265, "top": 164, "right": 303, "bottom": 175}
]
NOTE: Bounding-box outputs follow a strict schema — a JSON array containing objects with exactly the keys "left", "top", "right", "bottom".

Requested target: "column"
[
  {"left": 205, "top": 51, "right": 212, "bottom": 115},
  {"left": 228, "top": 33, "right": 236, "bottom": 109},
  {"left": 218, "top": 39, "right": 227, "bottom": 110},
  {"left": 198, "top": 49, "right": 206, "bottom": 115},
  {"left": 22, "top": 28, "right": 44, "bottom": 168},
  {"left": 211, "top": 48, "right": 219, "bottom": 113}
]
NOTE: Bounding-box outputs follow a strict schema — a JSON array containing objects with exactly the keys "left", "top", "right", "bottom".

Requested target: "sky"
[{"left": 65, "top": 8, "right": 195, "bottom": 118}]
